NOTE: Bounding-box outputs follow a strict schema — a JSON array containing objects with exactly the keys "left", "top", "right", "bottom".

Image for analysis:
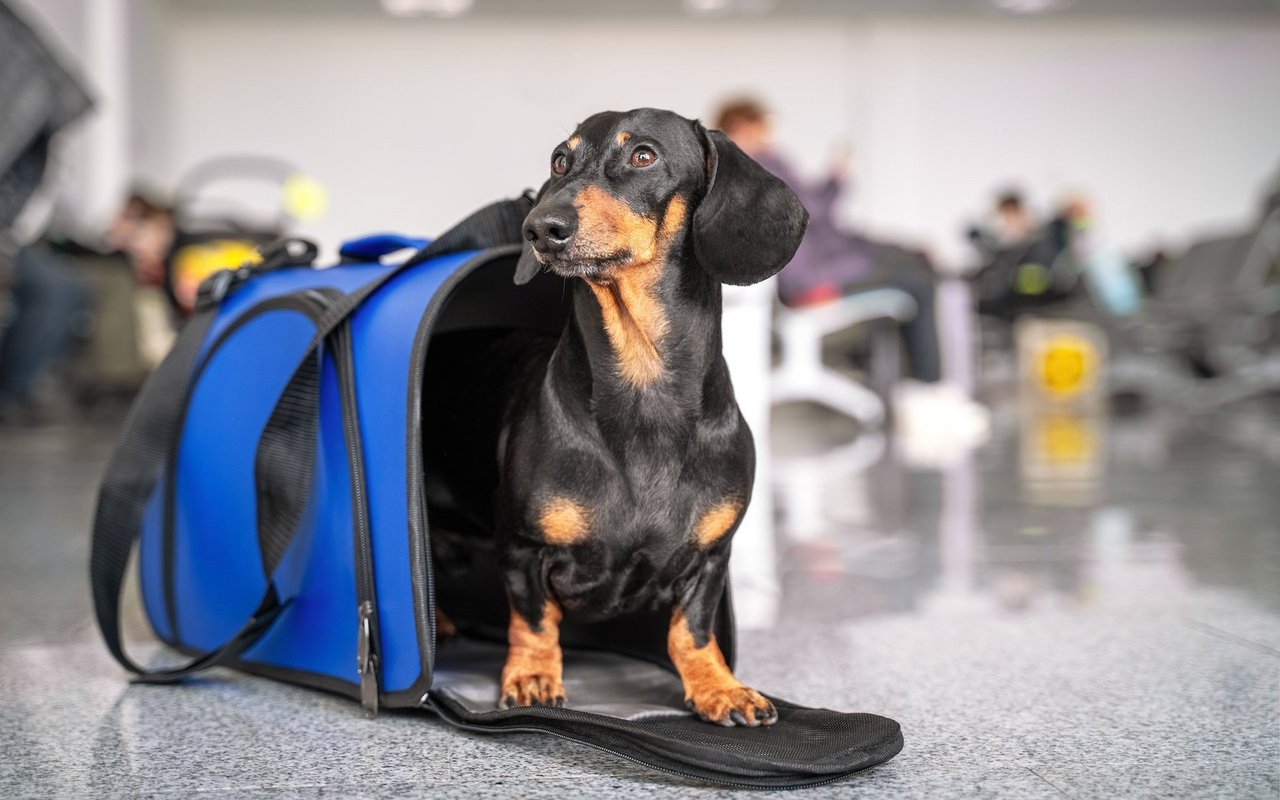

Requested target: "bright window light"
[
  {"left": 381, "top": 0, "right": 473, "bottom": 18},
  {"left": 991, "top": 0, "right": 1075, "bottom": 13}
]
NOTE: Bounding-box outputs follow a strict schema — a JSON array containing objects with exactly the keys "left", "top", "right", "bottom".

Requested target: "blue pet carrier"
[{"left": 90, "top": 197, "right": 903, "bottom": 788}]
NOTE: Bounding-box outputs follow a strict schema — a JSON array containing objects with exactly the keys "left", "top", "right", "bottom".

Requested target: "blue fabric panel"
[
  {"left": 139, "top": 260, "right": 390, "bottom": 646},
  {"left": 139, "top": 483, "right": 170, "bottom": 642},
  {"left": 350, "top": 249, "right": 480, "bottom": 692},
  {"left": 243, "top": 347, "right": 358, "bottom": 681}
]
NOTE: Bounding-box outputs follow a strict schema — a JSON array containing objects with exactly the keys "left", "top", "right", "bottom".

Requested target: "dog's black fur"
[{"left": 432, "top": 108, "right": 807, "bottom": 727}]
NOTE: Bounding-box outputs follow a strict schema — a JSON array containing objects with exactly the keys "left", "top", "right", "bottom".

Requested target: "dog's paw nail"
[
  {"left": 500, "top": 695, "right": 515, "bottom": 709},
  {"left": 684, "top": 698, "right": 696, "bottom": 711},
  {"left": 729, "top": 710, "right": 748, "bottom": 726},
  {"left": 554, "top": 696, "right": 566, "bottom": 708}
]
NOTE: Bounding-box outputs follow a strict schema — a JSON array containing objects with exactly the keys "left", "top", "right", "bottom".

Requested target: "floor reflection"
[
  {"left": 768, "top": 397, "right": 1280, "bottom": 625},
  {"left": 2, "top": 399, "right": 1278, "bottom": 796}
]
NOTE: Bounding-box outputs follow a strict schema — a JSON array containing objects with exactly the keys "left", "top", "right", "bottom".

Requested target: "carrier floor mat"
[{"left": 429, "top": 639, "right": 904, "bottom": 789}]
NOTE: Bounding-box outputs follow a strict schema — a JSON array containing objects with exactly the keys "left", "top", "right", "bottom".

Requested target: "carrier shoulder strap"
[
  {"left": 90, "top": 195, "right": 532, "bottom": 684},
  {"left": 88, "top": 305, "right": 255, "bottom": 681}
]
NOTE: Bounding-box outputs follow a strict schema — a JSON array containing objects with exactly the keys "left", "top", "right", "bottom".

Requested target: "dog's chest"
[
  {"left": 543, "top": 526, "right": 698, "bottom": 619},
  {"left": 539, "top": 464, "right": 743, "bottom": 618}
]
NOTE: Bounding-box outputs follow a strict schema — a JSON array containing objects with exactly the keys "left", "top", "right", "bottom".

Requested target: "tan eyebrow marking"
[
  {"left": 567, "top": 135, "right": 581, "bottom": 151},
  {"left": 615, "top": 131, "right": 631, "bottom": 145}
]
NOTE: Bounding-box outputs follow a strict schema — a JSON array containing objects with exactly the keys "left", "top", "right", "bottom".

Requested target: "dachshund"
[{"left": 494, "top": 107, "right": 807, "bottom": 727}]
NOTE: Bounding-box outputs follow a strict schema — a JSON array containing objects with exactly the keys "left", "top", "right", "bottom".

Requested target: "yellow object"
[
  {"left": 1037, "top": 413, "right": 1095, "bottom": 463},
  {"left": 1039, "top": 334, "right": 1097, "bottom": 397},
  {"left": 282, "top": 173, "right": 328, "bottom": 221},
  {"left": 172, "top": 239, "right": 263, "bottom": 311},
  {"left": 1016, "top": 262, "right": 1050, "bottom": 295}
]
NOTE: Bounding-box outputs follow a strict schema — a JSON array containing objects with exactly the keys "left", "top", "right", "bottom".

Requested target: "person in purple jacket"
[{"left": 714, "top": 99, "right": 942, "bottom": 385}]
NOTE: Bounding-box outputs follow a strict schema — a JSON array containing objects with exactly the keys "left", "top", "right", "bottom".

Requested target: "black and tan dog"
[{"left": 485, "top": 107, "right": 807, "bottom": 727}]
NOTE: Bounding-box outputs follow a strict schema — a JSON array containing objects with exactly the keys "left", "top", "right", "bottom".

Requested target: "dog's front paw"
[
  {"left": 499, "top": 672, "right": 566, "bottom": 709},
  {"left": 685, "top": 684, "right": 778, "bottom": 727}
]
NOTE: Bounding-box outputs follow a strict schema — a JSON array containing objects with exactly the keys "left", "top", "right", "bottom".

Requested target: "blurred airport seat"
[
  {"left": 1103, "top": 205, "right": 1280, "bottom": 410},
  {"left": 770, "top": 287, "right": 916, "bottom": 427},
  {"left": 722, "top": 280, "right": 780, "bottom": 629},
  {"left": 165, "top": 156, "right": 324, "bottom": 313}
]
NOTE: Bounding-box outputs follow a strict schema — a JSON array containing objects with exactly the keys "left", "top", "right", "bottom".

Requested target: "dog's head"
[{"left": 514, "top": 108, "right": 808, "bottom": 287}]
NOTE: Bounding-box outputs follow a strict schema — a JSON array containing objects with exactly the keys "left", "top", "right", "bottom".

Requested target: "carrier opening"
[{"left": 417, "top": 253, "right": 733, "bottom": 714}]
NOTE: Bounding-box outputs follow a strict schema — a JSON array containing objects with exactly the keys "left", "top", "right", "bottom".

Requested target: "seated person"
[
  {"left": 714, "top": 99, "right": 980, "bottom": 421},
  {"left": 0, "top": 241, "right": 92, "bottom": 423}
]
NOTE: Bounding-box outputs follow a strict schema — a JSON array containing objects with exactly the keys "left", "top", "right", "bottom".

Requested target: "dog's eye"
[
  {"left": 551, "top": 153, "right": 568, "bottom": 176},
  {"left": 629, "top": 146, "right": 657, "bottom": 168}
]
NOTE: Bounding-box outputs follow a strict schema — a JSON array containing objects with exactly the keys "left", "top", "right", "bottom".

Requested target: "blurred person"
[
  {"left": 99, "top": 189, "right": 179, "bottom": 368},
  {"left": 967, "top": 188, "right": 1038, "bottom": 261},
  {"left": 0, "top": 243, "right": 92, "bottom": 421},
  {"left": 0, "top": 0, "right": 92, "bottom": 422},
  {"left": 1055, "top": 194, "right": 1142, "bottom": 318},
  {"left": 106, "top": 190, "right": 176, "bottom": 289},
  {"left": 993, "top": 189, "right": 1034, "bottom": 245},
  {"left": 969, "top": 189, "right": 1086, "bottom": 318},
  {"left": 715, "top": 98, "right": 985, "bottom": 424}
]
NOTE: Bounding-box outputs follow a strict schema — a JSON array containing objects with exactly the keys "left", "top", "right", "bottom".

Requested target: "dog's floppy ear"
[
  {"left": 691, "top": 125, "right": 809, "bottom": 286},
  {"left": 514, "top": 180, "right": 552, "bottom": 285},
  {"left": 514, "top": 242, "right": 542, "bottom": 285}
]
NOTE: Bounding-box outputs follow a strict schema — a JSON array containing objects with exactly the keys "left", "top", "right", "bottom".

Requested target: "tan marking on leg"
[
  {"left": 615, "top": 130, "right": 631, "bottom": 145},
  {"left": 574, "top": 190, "right": 689, "bottom": 387},
  {"left": 668, "top": 611, "right": 776, "bottom": 727},
  {"left": 500, "top": 600, "right": 565, "bottom": 707},
  {"left": 538, "top": 497, "right": 591, "bottom": 545},
  {"left": 695, "top": 499, "right": 742, "bottom": 547},
  {"left": 567, "top": 135, "right": 581, "bottom": 151}
]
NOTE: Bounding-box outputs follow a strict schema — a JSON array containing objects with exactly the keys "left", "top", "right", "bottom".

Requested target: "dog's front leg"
[
  {"left": 499, "top": 553, "right": 566, "bottom": 708},
  {"left": 669, "top": 555, "right": 778, "bottom": 727}
]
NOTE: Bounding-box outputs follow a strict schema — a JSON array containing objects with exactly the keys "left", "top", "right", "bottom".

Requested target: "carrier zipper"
[
  {"left": 404, "top": 253, "right": 521, "bottom": 689},
  {"left": 356, "top": 600, "right": 379, "bottom": 714},
  {"left": 333, "top": 320, "right": 382, "bottom": 717}
]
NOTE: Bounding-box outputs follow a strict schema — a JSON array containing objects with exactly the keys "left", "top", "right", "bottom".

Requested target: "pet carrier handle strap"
[
  {"left": 338, "top": 233, "right": 430, "bottom": 262},
  {"left": 90, "top": 307, "right": 293, "bottom": 683},
  {"left": 401, "top": 193, "right": 533, "bottom": 267}
]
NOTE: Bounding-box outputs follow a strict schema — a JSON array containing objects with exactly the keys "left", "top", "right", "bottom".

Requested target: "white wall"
[
  {"left": 851, "top": 18, "right": 1280, "bottom": 265},
  {"left": 161, "top": 10, "right": 857, "bottom": 253},
  {"left": 149, "top": 8, "right": 1280, "bottom": 264}
]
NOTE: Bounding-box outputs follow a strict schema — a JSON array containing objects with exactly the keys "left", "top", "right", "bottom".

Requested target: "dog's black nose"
[{"left": 524, "top": 208, "right": 577, "bottom": 254}]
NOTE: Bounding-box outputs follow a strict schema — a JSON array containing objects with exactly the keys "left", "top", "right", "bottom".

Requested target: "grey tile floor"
[{"left": 2, "top": 402, "right": 1279, "bottom": 798}]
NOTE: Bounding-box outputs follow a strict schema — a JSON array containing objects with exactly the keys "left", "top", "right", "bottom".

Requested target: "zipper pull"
[{"left": 357, "top": 601, "right": 379, "bottom": 717}]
